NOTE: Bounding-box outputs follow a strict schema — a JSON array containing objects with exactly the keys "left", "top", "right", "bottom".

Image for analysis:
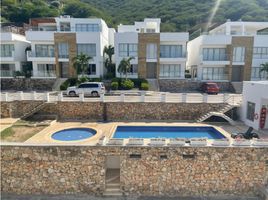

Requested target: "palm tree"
[
  {"left": 117, "top": 57, "right": 134, "bottom": 79},
  {"left": 73, "top": 53, "right": 92, "bottom": 77},
  {"left": 103, "top": 45, "right": 114, "bottom": 73},
  {"left": 260, "top": 62, "right": 268, "bottom": 79}
]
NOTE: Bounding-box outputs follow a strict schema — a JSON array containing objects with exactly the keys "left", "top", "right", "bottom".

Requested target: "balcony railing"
[
  {"left": 35, "top": 71, "right": 56, "bottom": 78},
  {"left": 59, "top": 55, "right": 69, "bottom": 59},
  {"left": 27, "top": 51, "right": 54, "bottom": 58},
  {"left": 0, "top": 70, "right": 14, "bottom": 77},
  {"left": 201, "top": 54, "right": 229, "bottom": 61},
  {"left": 0, "top": 51, "right": 14, "bottom": 58}
]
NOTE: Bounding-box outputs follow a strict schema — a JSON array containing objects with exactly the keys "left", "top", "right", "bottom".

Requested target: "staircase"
[
  {"left": 103, "top": 169, "right": 122, "bottom": 196},
  {"left": 147, "top": 79, "right": 159, "bottom": 91},
  {"left": 196, "top": 104, "right": 237, "bottom": 125},
  {"left": 21, "top": 102, "right": 47, "bottom": 120},
  {"left": 52, "top": 78, "right": 67, "bottom": 91},
  {"left": 231, "top": 82, "right": 243, "bottom": 94}
]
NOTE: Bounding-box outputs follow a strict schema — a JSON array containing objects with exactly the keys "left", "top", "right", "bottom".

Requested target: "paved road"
[{"left": 1, "top": 194, "right": 260, "bottom": 200}]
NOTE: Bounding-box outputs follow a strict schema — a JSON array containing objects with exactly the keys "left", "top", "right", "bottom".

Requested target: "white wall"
[{"left": 240, "top": 81, "right": 268, "bottom": 130}]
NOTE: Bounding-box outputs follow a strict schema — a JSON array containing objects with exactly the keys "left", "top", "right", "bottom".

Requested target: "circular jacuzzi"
[{"left": 51, "top": 128, "right": 96, "bottom": 141}]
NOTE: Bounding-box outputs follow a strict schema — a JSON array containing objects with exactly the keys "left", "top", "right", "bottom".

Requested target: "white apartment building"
[
  {"left": 26, "top": 16, "right": 115, "bottom": 78},
  {"left": 115, "top": 18, "right": 189, "bottom": 79},
  {"left": 187, "top": 20, "right": 268, "bottom": 82},
  {"left": 0, "top": 27, "right": 30, "bottom": 78}
]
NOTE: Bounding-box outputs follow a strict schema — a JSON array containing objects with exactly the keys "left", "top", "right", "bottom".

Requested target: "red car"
[{"left": 201, "top": 82, "right": 219, "bottom": 94}]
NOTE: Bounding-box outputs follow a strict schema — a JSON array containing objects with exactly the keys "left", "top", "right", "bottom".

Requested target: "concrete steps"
[
  {"left": 52, "top": 78, "right": 67, "bottom": 91},
  {"left": 21, "top": 102, "right": 47, "bottom": 120},
  {"left": 103, "top": 183, "right": 122, "bottom": 196}
]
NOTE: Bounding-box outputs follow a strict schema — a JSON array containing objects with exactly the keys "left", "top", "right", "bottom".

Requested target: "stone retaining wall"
[
  {"left": 1, "top": 78, "right": 56, "bottom": 91},
  {"left": 159, "top": 80, "right": 234, "bottom": 93},
  {"left": 1, "top": 145, "right": 267, "bottom": 196},
  {"left": 1, "top": 101, "right": 227, "bottom": 121}
]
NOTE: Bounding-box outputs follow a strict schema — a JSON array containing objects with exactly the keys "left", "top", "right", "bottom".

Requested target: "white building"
[
  {"left": 240, "top": 81, "right": 268, "bottom": 131},
  {"left": 0, "top": 27, "right": 30, "bottom": 78},
  {"left": 115, "top": 18, "right": 189, "bottom": 79},
  {"left": 187, "top": 20, "right": 268, "bottom": 82},
  {"left": 25, "top": 16, "right": 115, "bottom": 78}
]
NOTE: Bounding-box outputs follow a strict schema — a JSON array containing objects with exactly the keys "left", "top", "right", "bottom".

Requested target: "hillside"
[{"left": 1, "top": 0, "right": 268, "bottom": 33}]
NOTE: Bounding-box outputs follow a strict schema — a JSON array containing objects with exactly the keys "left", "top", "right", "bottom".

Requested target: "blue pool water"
[
  {"left": 113, "top": 126, "right": 225, "bottom": 139},
  {"left": 52, "top": 128, "right": 96, "bottom": 141}
]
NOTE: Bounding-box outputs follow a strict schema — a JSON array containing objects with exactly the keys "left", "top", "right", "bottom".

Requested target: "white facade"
[
  {"left": 25, "top": 16, "right": 115, "bottom": 78},
  {"left": 187, "top": 20, "right": 268, "bottom": 81},
  {"left": 115, "top": 18, "right": 189, "bottom": 79},
  {"left": 0, "top": 32, "right": 30, "bottom": 78},
  {"left": 240, "top": 81, "right": 268, "bottom": 131}
]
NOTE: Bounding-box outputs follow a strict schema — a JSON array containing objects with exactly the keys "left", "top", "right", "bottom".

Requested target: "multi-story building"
[
  {"left": 26, "top": 16, "right": 115, "bottom": 78},
  {"left": 115, "top": 18, "right": 189, "bottom": 79},
  {"left": 0, "top": 26, "right": 30, "bottom": 78},
  {"left": 187, "top": 20, "right": 268, "bottom": 82}
]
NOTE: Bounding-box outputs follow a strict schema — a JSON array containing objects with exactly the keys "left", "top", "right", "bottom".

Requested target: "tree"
[
  {"left": 117, "top": 57, "right": 134, "bottom": 79},
  {"left": 260, "top": 62, "right": 268, "bottom": 79},
  {"left": 103, "top": 45, "right": 115, "bottom": 74},
  {"left": 73, "top": 53, "right": 92, "bottom": 77}
]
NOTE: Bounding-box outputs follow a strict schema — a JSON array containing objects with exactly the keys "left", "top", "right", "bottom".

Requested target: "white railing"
[{"left": 0, "top": 91, "right": 242, "bottom": 105}]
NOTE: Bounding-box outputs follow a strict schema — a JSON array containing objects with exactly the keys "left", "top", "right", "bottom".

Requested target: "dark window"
[
  {"left": 129, "top": 154, "right": 141, "bottom": 159},
  {"left": 78, "top": 84, "right": 87, "bottom": 88},
  {"left": 87, "top": 64, "right": 96, "bottom": 75},
  {"left": 247, "top": 102, "right": 255, "bottom": 121}
]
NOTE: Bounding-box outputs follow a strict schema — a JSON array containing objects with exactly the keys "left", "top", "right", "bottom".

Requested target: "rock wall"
[
  {"left": 1, "top": 78, "right": 56, "bottom": 91},
  {"left": 159, "top": 80, "right": 234, "bottom": 93},
  {"left": 1, "top": 145, "right": 267, "bottom": 196},
  {"left": 1, "top": 101, "right": 226, "bottom": 121}
]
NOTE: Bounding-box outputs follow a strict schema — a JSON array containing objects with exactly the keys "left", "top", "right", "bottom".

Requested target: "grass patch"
[
  {"left": 1, "top": 127, "right": 15, "bottom": 139},
  {"left": 0, "top": 125, "right": 47, "bottom": 142}
]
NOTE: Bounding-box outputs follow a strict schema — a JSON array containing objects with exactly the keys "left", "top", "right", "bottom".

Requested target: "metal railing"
[{"left": 0, "top": 91, "right": 242, "bottom": 105}]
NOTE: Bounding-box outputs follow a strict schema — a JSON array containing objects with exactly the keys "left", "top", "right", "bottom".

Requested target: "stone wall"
[
  {"left": 1, "top": 78, "right": 56, "bottom": 91},
  {"left": 0, "top": 101, "right": 44, "bottom": 118},
  {"left": 159, "top": 80, "right": 234, "bottom": 93},
  {"left": 1, "top": 145, "right": 267, "bottom": 196}
]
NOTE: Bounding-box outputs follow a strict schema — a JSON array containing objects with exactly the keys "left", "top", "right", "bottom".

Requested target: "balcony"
[
  {"left": 200, "top": 54, "right": 230, "bottom": 65},
  {"left": 25, "top": 31, "right": 54, "bottom": 41},
  {"left": 0, "top": 51, "right": 15, "bottom": 62},
  {"left": 33, "top": 70, "right": 57, "bottom": 78},
  {"left": 0, "top": 70, "right": 14, "bottom": 78},
  {"left": 27, "top": 51, "right": 55, "bottom": 62},
  {"left": 159, "top": 52, "right": 187, "bottom": 62}
]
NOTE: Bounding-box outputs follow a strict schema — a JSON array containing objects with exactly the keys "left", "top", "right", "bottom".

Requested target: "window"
[
  {"left": 58, "top": 43, "right": 69, "bottom": 58},
  {"left": 0, "top": 44, "right": 14, "bottom": 57},
  {"left": 146, "top": 43, "right": 157, "bottom": 59},
  {"left": 203, "top": 48, "right": 227, "bottom": 61},
  {"left": 247, "top": 102, "right": 255, "bottom": 121},
  {"left": 253, "top": 47, "right": 268, "bottom": 59},
  {"left": 79, "top": 83, "right": 98, "bottom": 88},
  {"left": 202, "top": 67, "right": 226, "bottom": 80},
  {"left": 87, "top": 64, "right": 96, "bottom": 75},
  {"left": 118, "top": 43, "right": 137, "bottom": 57},
  {"left": 75, "top": 24, "right": 100, "bottom": 32},
  {"left": 129, "top": 64, "right": 138, "bottom": 74},
  {"left": 146, "top": 29, "right": 155, "bottom": 33},
  {"left": 37, "top": 64, "right": 56, "bottom": 77},
  {"left": 35, "top": 44, "right": 54, "bottom": 57},
  {"left": 251, "top": 67, "right": 267, "bottom": 80},
  {"left": 0, "top": 64, "right": 15, "bottom": 77},
  {"left": 60, "top": 22, "right": 70, "bottom": 31},
  {"left": 77, "top": 44, "right": 96, "bottom": 57},
  {"left": 233, "top": 47, "right": 245, "bottom": 62},
  {"left": 160, "top": 45, "right": 183, "bottom": 58},
  {"left": 159, "top": 64, "right": 182, "bottom": 78}
]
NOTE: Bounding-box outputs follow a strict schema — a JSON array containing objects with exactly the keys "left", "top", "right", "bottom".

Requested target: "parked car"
[
  {"left": 66, "top": 82, "right": 105, "bottom": 97},
  {"left": 200, "top": 82, "right": 219, "bottom": 94}
]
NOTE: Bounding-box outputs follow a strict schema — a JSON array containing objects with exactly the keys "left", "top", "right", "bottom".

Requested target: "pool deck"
[{"left": 24, "top": 121, "right": 236, "bottom": 145}]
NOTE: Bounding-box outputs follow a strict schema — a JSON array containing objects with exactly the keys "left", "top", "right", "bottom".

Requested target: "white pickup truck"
[{"left": 66, "top": 82, "right": 105, "bottom": 97}]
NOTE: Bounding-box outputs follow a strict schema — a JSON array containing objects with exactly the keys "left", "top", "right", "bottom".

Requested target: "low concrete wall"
[
  {"left": 1, "top": 145, "right": 267, "bottom": 196},
  {"left": 1, "top": 78, "right": 56, "bottom": 91},
  {"left": 159, "top": 80, "right": 234, "bottom": 93}
]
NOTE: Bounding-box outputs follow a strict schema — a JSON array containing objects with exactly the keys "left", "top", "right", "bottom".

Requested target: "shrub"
[
  {"left": 88, "top": 77, "right": 102, "bottom": 82},
  {"left": 185, "top": 74, "right": 191, "bottom": 78},
  {"left": 140, "top": 83, "right": 149, "bottom": 90},
  {"left": 121, "top": 79, "right": 134, "bottom": 90},
  {"left": 104, "top": 72, "right": 115, "bottom": 80},
  {"left": 78, "top": 76, "right": 88, "bottom": 84},
  {"left": 14, "top": 71, "right": 24, "bottom": 77},
  {"left": 111, "top": 81, "right": 119, "bottom": 90},
  {"left": 60, "top": 81, "right": 69, "bottom": 90},
  {"left": 68, "top": 78, "right": 78, "bottom": 86}
]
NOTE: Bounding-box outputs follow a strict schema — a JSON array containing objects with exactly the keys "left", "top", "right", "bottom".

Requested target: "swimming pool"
[
  {"left": 52, "top": 128, "right": 96, "bottom": 141},
  {"left": 113, "top": 126, "right": 226, "bottom": 139}
]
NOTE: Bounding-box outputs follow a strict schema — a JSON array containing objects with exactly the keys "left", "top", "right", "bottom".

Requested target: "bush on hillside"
[
  {"left": 111, "top": 81, "right": 119, "bottom": 90},
  {"left": 140, "top": 83, "right": 149, "bottom": 90},
  {"left": 121, "top": 79, "right": 134, "bottom": 90}
]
